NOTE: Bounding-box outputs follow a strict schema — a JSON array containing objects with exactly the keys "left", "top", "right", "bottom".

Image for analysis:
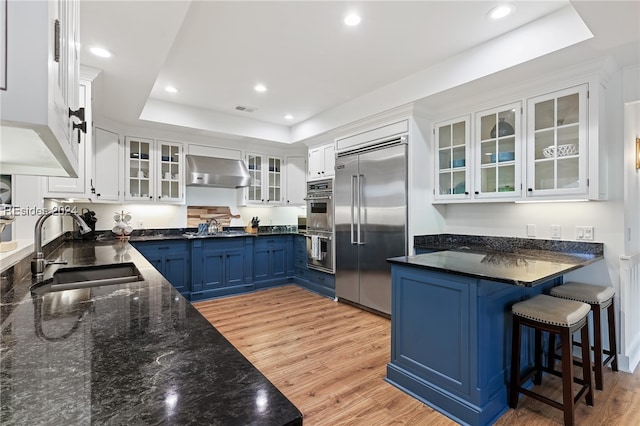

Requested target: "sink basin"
[{"left": 31, "top": 263, "right": 143, "bottom": 294}]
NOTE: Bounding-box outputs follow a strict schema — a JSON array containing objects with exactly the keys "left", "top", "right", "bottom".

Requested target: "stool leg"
[
  {"left": 509, "top": 316, "right": 522, "bottom": 408},
  {"left": 548, "top": 333, "right": 557, "bottom": 371},
  {"left": 592, "top": 305, "right": 604, "bottom": 390},
  {"left": 581, "top": 323, "right": 594, "bottom": 406},
  {"left": 534, "top": 328, "right": 543, "bottom": 385},
  {"left": 561, "top": 327, "right": 576, "bottom": 426},
  {"left": 608, "top": 301, "right": 619, "bottom": 372}
]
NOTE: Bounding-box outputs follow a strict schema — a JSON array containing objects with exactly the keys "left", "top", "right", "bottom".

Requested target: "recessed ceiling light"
[
  {"left": 89, "top": 46, "right": 113, "bottom": 58},
  {"left": 165, "top": 86, "right": 178, "bottom": 93},
  {"left": 344, "top": 13, "right": 361, "bottom": 26},
  {"left": 487, "top": 4, "right": 515, "bottom": 20},
  {"left": 284, "top": 114, "right": 294, "bottom": 120},
  {"left": 254, "top": 84, "right": 267, "bottom": 92}
]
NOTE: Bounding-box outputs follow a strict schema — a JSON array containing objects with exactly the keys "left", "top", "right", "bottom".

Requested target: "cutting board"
[{"left": 187, "top": 206, "right": 240, "bottom": 228}]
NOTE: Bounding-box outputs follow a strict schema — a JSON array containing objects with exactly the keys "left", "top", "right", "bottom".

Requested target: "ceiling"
[{"left": 79, "top": 1, "right": 640, "bottom": 146}]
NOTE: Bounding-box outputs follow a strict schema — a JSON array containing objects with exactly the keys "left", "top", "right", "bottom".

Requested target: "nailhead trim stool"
[
  {"left": 550, "top": 282, "right": 618, "bottom": 390},
  {"left": 509, "top": 294, "right": 593, "bottom": 426}
]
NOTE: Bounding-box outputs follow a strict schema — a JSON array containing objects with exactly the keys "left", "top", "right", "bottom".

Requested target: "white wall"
[
  {"left": 622, "top": 64, "right": 640, "bottom": 255},
  {"left": 624, "top": 101, "right": 640, "bottom": 255}
]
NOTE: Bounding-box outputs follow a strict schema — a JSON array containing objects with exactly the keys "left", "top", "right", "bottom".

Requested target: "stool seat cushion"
[
  {"left": 551, "top": 282, "right": 615, "bottom": 304},
  {"left": 512, "top": 294, "right": 590, "bottom": 327}
]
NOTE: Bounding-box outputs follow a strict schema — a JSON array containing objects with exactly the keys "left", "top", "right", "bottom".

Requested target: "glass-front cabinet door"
[
  {"left": 267, "top": 157, "right": 282, "bottom": 203},
  {"left": 526, "top": 84, "right": 588, "bottom": 198},
  {"left": 245, "top": 154, "right": 283, "bottom": 205},
  {"left": 474, "top": 102, "right": 521, "bottom": 199},
  {"left": 246, "top": 153, "right": 263, "bottom": 203},
  {"left": 434, "top": 116, "right": 470, "bottom": 200},
  {"left": 157, "top": 141, "right": 183, "bottom": 203},
  {"left": 125, "top": 136, "right": 153, "bottom": 201}
]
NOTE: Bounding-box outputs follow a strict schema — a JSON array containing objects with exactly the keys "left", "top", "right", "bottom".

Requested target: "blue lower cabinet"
[
  {"left": 190, "top": 238, "right": 253, "bottom": 301},
  {"left": 252, "top": 236, "right": 292, "bottom": 289},
  {"left": 292, "top": 235, "right": 335, "bottom": 299},
  {"left": 131, "top": 240, "right": 191, "bottom": 298},
  {"left": 305, "top": 269, "right": 335, "bottom": 298}
]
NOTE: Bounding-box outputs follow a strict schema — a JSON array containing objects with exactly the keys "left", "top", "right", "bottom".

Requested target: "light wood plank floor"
[{"left": 194, "top": 285, "right": 640, "bottom": 425}]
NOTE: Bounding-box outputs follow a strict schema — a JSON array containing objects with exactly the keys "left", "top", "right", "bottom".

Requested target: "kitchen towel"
[{"left": 311, "top": 235, "right": 321, "bottom": 260}]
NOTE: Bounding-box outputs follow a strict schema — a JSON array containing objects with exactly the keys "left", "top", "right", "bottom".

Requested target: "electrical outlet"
[
  {"left": 551, "top": 225, "right": 561, "bottom": 239},
  {"left": 527, "top": 224, "right": 536, "bottom": 237}
]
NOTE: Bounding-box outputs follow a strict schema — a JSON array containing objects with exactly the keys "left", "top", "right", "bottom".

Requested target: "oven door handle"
[
  {"left": 307, "top": 234, "right": 332, "bottom": 240},
  {"left": 303, "top": 196, "right": 332, "bottom": 201}
]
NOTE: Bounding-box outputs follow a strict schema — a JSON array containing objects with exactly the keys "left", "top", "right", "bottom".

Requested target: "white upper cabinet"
[
  {"left": 434, "top": 116, "right": 471, "bottom": 200},
  {"left": 0, "top": 0, "right": 82, "bottom": 177},
  {"left": 124, "top": 137, "right": 184, "bottom": 203},
  {"left": 525, "top": 85, "right": 588, "bottom": 199},
  {"left": 474, "top": 102, "right": 522, "bottom": 200},
  {"left": 433, "top": 76, "right": 604, "bottom": 203},
  {"left": 45, "top": 77, "right": 93, "bottom": 198},
  {"left": 244, "top": 153, "right": 283, "bottom": 205},
  {"left": 285, "top": 156, "right": 306, "bottom": 206},
  {"left": 308, "top": 143, "right": 335, "bottom": 180},
  {"left": 93, "top": 127, "right": 121, "bottom": 202}
]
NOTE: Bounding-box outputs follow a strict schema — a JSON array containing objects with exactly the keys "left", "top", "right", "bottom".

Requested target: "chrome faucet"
[
  {"left": 31, "top": 209, "right": 91, "bottom": 280},
  {"left": 207, "top": 218, "right": 219, "bottom": 234}
]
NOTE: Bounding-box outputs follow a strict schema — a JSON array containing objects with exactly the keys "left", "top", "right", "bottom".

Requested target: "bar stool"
[
  {"left": 550, "top": 282, "right": 618, "bottom": 390},
  {"left": 509, "top": 294, "right": 593, "bottom": 426}
]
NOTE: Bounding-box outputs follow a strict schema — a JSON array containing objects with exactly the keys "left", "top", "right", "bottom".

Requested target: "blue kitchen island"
[{"left": 385, "top": 235, "right": 604, "bottom": 426}]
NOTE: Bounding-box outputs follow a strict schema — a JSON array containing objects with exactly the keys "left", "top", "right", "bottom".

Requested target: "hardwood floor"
[{"left": 193, "top": 285, "right": 640, "bottom": 426}]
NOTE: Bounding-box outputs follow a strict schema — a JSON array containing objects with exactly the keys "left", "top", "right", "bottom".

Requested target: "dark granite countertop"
[
  {"left": 388, "top": 234, "right": 604, "bottom": 287},
  {"left": 94, "top": 226, "right": 300, "bottom": 243},
  {"left": 0, "top": 240, "right": 303, "bottom": 425}
]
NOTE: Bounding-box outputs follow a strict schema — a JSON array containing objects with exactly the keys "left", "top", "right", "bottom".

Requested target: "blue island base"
[{"left": 386, "top": 364, "right": 508, "bottom": 426}]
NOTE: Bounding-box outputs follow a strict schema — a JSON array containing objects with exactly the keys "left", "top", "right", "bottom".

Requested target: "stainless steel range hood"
[{"left": 185, "top": 155, "right": 252, "bottom": 188}]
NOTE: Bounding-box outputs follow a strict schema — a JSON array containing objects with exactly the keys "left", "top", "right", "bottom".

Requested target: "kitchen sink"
[{"left": 31, "top": 263, "right": 144, "bottom": 294}]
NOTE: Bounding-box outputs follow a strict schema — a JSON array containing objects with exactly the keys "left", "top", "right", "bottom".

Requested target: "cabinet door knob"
[
  {"left": 149, "top": 196, "right": 153, "bottom": 199},
  {"left": 96, "top": 193, "right": 101, "bottom": 197},
  {"left": 317, "top": 172, "right": 321, "bottom": 175},
  {"left": 528, "top": 188, "right": 533, "bottom": 192},
  {"left": 474, "top": 191, "right": 479, "bottom": 195},
  {"left": 465, "top": 192, "right": 469, "bottom": 195}
]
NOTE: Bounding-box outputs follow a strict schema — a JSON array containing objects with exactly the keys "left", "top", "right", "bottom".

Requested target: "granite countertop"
[
  {"left": 389, "top": 234, "right": 604, "bottom": 287},
  {"left": 97, "top": 226, "right": 300, "bottom": 242},
  {"left": 0, "top": 240, "right": 303, "bottom": 425}
]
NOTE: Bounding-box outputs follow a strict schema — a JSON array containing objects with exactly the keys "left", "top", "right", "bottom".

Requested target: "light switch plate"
[{"left": 526, "top": 224, "right": 536, "bottom": 237}]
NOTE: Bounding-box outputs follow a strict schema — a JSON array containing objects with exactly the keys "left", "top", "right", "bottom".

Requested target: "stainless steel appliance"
[
  {"left": 305, "top": 179, "right": 334, "bottom": 273},
  {"left": 305, "top": 179, "right": 333, "bottom": 231},
  {"left": 335, "top": 137, "right": 407, "bottom": 315}
]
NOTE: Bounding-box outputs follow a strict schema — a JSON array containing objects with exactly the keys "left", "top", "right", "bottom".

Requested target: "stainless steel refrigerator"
[{"left": 335, "top": 137, "right": 407, "bottom": 315}]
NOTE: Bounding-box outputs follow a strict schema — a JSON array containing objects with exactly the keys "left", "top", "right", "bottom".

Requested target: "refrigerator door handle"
[
  {"left": 357, "top": 174, "right": 364, "bottom": 245},
  {"left": 351, "top": 175, "right": 357, "bottom": 245}
]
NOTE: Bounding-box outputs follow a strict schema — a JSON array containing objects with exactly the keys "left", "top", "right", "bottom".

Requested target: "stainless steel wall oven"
[{"left": 305, "top": 179, "right": 334, "bottom": 273}]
